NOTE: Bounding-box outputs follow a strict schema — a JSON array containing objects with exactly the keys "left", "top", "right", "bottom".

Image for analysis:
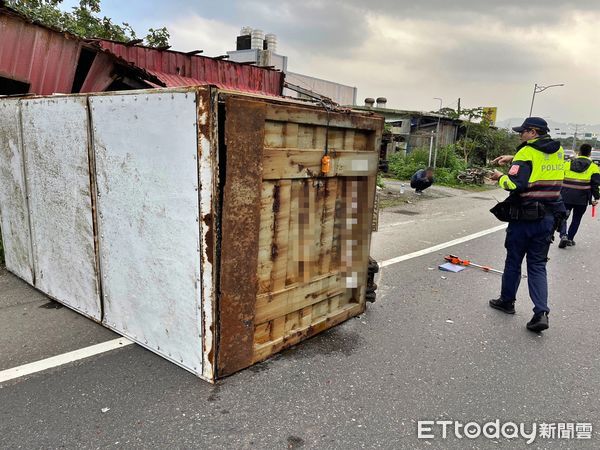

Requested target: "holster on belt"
[{"left": 490, "top": 200, "right": 546, "bottom": 222}]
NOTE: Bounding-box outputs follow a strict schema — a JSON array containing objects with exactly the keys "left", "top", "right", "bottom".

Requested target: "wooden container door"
[{"left": 217, "top": 93, "right": 382, "bottom": 377}]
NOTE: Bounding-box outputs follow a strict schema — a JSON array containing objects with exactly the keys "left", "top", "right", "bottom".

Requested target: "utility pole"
[
  {"left": 433, "top": 97, "right": 442, "bottom": 168},
  {"left": 428, "top": 131, "right": 434, "bottom": 167},
  {"left": 572, "top": 124, "right": 581, "bottom": 152},
  {"left": 457, "top": 98, "right": 461, "bottom": 118},
  {"left": 529, "top": 83, "right": 538, "bottom": 117}
]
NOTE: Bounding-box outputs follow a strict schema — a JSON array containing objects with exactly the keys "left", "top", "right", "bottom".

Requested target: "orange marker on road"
[{"left": 444, "top": 254, "right": 504, "bottom": 275}]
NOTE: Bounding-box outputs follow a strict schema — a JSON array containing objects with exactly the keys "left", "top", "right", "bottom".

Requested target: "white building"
[{"left": 227, "top": 27, "right": 357, "bottom": 105}]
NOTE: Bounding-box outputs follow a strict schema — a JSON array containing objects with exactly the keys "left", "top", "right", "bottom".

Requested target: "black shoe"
[
  {"left": 489, "top": 298, "right": 515, "bottom": 314},
  {"left": 558, "top": 235, "right": 569, "bottom": 249},
  {"left": 567, "top": 240, "right": 575, "bottom": 246},
  {"left": 526, "top": 313, "right": 549, "bottom": 332}
]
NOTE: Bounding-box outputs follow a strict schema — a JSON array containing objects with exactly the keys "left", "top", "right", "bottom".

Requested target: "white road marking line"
[
  {"left": 380, "top": 224, "right": 507, "bottom": 268},
  {"left": 0, "top": 337, "right": 134, "bottom": 384}
]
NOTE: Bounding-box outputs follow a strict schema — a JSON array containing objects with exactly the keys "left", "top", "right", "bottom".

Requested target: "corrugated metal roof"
[
  {"left": 0, "top": 6, "right": 163, "bottom": 94},
  {"left": 0, "top": 4, "right": 283, "bottom": 96},
  {"left": 94, "top": 40, "right": 284, "bottom": 96},
  {"left": 0, "top": 12, "right": 80, "bottom": 94}
]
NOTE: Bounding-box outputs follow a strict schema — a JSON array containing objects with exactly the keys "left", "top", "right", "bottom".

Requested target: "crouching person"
[{"left": 410, "top": 167, "right": 435, "bottom": 194}]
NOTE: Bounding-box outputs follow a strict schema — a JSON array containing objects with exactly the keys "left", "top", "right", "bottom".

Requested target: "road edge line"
[
  {"left": 0, "top": 337, "right": 134, "bottom": 384},
  {"left": 380, "top": 224, "right": 508, "bottom": 268}
]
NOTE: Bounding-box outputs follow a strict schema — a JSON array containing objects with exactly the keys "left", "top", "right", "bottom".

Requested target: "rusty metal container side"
[
  {"left": 0, "top": 99, "right": 35, "bottom": 283},
  {"left": 89, "top": 89, "right": 205, "bottom": 377},
  {"left": 216, "top": 96, "right": 266, "bottom": 377},
  {"left": 20, "top": 96, "right": 101, "bottom": 319},
  {"left": 216, "top": 92, "right": 383, "bottom": 377}
]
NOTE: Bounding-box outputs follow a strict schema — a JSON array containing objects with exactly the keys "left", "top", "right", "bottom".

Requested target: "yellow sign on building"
[{"left": 482, "top": 107, "right": 497, "bottom": 125}]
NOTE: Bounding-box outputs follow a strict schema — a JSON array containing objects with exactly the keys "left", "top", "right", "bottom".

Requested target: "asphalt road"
[{"left": 1, "top": 186, "right": 599, "bottom": 449}]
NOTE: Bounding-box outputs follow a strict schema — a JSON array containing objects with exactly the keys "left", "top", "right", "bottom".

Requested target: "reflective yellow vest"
[
  {"left": 499, "top": 139, "right": 564, "bottom": 201},
  {"left": 563, "top": 156, "right": 600, "bottom": 191}
]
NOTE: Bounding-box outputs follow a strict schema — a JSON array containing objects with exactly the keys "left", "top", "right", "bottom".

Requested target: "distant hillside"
[{"left": 497, "top": 118, "right": 600, "bottom": 136}]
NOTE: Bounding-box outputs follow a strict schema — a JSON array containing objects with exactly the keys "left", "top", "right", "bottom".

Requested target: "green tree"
[
  {"left": 438, "top": 106, "right": 520, "bottom": 164},
  {"left": 6, "top": 0, "right": 170, "bottom": 47}
]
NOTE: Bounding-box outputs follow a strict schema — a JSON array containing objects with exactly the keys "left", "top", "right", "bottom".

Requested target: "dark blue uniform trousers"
[
  {"left": 559, "top": 203, "right": 587, "bottom": 241},
  {"left": 501, "top": 215, "right": 555, "bottom": 315}
]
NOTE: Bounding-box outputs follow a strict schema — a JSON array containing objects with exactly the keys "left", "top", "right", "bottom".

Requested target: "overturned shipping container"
[{"left": 0, "top": 87, "right": 382, "bottom": 381}]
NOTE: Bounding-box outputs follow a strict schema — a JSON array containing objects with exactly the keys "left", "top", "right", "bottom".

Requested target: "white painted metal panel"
[
  {"left": 196, "top": 90, "right": 217, "bottom": 380},
  {"left": 90, "top": 91, "right": 204, "bottom": 376},
  {"left": 0, "top": 100, "right": 34, "bottom": 284},
  {"left": 20, "top": 97, "right": 101, "bottom": 319}
]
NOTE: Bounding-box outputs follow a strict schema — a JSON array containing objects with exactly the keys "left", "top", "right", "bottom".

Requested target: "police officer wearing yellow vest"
[
  {"left": 488, "top": 117, "right": 565, "bottom": 332},
  {"left": 557, "top": 143, "right": 600, "bottom": 248}
]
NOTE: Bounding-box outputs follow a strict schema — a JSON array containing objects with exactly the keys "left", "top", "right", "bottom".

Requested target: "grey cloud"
[
  {"left": 335, "top": 0, "right": 600, "bottom": 23},
  {"left": 236, "top": 1, "right": 369, "bottom": 57},
  {"left": 215, "top": 0, "right": 600, "bottom": 59},
  {"left": 433, "top": 39, "right": 561, "bottom": 83},
  {"left": 108, "top": 0, "right": 598, "bottom": 122}
]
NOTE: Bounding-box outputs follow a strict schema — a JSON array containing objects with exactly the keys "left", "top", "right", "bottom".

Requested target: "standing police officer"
[
  {"left": 558, "top": 143, "right": 600, "bottom": 248},
  {"left": 488, "top": 117, "right": 565, "bottom": 332}
]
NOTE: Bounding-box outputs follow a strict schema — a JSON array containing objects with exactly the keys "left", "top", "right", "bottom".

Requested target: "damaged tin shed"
[
  {"left": 0, "top": 4, "right": 283, "bottom": 96},
  {"left": 0, "top": 86, "right": 382, "bottom": 381}
]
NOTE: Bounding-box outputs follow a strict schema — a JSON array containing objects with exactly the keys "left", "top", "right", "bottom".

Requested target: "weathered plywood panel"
[
  {"left": 256, "top": 181, "right": 277, "bottom": 295},
  {"left": 262, "top": 149, "right": 378, "bottom": 179},
  {"left": 254, "top": 273, "right": 343, "bottom": 323},
  {"left": 248, "top": 100, "right": 383, "bottom": 365},
  {"left": 21, "top": 97, "right": 100, "bottom": 319},
  {"left": 253, "top": 303, "right": 363, "bottom": 364},
  {"left": 90, "top": 91, "right": 203, "bottom": 376},
  {"left": 270, "top": 180, "right": 291, "bottom": 291},
  {"left": 265, "top": 104, "right": 381, "bottom": 131},
  {"left": 0, "top": 100, "right": 34, "bottom": 284},
  {"left": 317, "top": 178, "right": 338, "bottom": 276}
]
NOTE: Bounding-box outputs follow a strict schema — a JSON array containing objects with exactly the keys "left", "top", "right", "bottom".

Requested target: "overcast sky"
[{"left": 63, "top": 0, "right": 600, "bottom": 124}]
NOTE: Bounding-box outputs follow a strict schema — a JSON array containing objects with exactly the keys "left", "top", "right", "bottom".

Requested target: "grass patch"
[{"left": 387, "top": 147, "right": 467, "bottom": 188}]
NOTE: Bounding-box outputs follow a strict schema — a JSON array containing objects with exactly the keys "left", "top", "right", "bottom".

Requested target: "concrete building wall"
[{"left": 283, "top": 72, "right": 357, "bottom": 105}]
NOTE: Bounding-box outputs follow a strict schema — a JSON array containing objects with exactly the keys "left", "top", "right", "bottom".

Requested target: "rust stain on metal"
[
  {"left": 196, "top": 88, "right": 215, "bottom": 267},
  {"left": 203, "top": 213, "right": 214, "bottom": 266},
  {"left": 217, "top": 95, "right": 266, "bottom": 377}
]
